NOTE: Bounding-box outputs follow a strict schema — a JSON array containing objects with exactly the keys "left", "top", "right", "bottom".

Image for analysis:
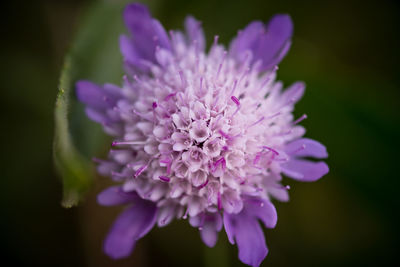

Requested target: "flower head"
[{"left": 77, "top": 3, "right": 329, "bottom": 266}]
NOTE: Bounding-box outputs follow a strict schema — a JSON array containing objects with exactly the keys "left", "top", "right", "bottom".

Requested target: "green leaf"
[{"left": 53, "top": 0, "right": 128, "bottom": 208}]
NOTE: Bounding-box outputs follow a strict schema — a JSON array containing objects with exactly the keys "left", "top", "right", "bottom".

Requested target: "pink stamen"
[
  {"left": 183, "top": 208, "right": 189, "bottom": 219},
  {"left": 213, "top": 35, "right": 219, "bottom": 46},
  {"left": 235, "top": 175, "right": 246, "bottom": 185},
  {"left": 164, "top": 92, "right": 177, "bottom": 101},
  {"left": 112, "top": 141, "right": 146, "bottom": 147},
  {"left": 159, "top": 176, "right": 171, "bottom": 182},
  {"left": 249, "top": 116, "right": 265, "bottom": 127},
  {"left": 134, "top": 165, "right": 148, "bottom": 178},
  {"left": 216, "top": 51, "right": 227, "bottom": 80},
  {"left": 197, "top": 179, "right": 209, "bottom": 189},
  {"left": 261, "top": 146, "right": 279, "bottom": 155},
  {"left": 218, "top": 130, "right": 230, "bottom": 139},
  {"left": 231, "top": 96, "right": 240, "bottom": 106},
  {"left": 213, "top": 158, "right": 226, "bottom": 172},
  {"left": 253, "top": 153, "right": 262, "bottom": 165},
  {"left": 293, "top": 114, "right": 307, "bottom": 125},
  {"left": 265, "top": 111, "right": 281, "bottom": 120},
  {"left": 230, "top": 96, "right": 241, "bottom": 117}
]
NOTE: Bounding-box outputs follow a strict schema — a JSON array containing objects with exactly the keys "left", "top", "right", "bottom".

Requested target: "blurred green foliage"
[
  {"left": 54, "top": 1, "right": 127, "bottom": 207},
  {"left": 1, "top": 0, "right": 399, "bottom": 266}
]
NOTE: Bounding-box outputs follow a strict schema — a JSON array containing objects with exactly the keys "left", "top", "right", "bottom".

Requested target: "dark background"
[{"left": 1, "top": 0, "right": 399, "bottom": 266}]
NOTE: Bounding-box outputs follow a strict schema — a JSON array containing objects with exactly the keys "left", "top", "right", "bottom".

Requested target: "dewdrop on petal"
[{"left": 76, "top": 3, "right": 329, "bottom": 267}]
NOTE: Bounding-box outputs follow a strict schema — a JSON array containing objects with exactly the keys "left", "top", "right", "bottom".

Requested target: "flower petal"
[
  {"left": 230, "top": 21, "right": 264, "bottom": 62},
  {"left": 225, "top": 212, "right": 268, "bottom": 267},
  {"left": 245, "top": 198, "right": 277, "bottom": 229},
  {"left": 268, "top": 184, "right": 289, "bottom": 202},
  {"left": 76, "top": 80, "right": 112, "bottom": 109},
  {"left": 286, "top": 138, "right": 328, "bottom": 159},
  {"left": 119, "top": 35, "right": 144, "bottom": 70},
  {"left": 103, "top": 199, "right": 157, "bottom": 259},
  {"left": 184, "top": 16, "right": 206, "bottom": 51},
  {"left": 85, "top": 107, "right": 108, "bottom": 124},
  {"left": 281, "top": 159, "right": 329, "bottom": 182},
  {"left": 97, "top": 186, "right": 138, "bottom": 206},
  {"left": 200, "top": 213, "right": 222, "bottom": 247},
  {"left": 256, "top": 14, "right": 293, "bottom": 70},
  {"left": 122, "top": 3, "right": 170, "bottom": 67},
  {"left": 281, "top": 81, "right": 305, "bottom": 104},
  {"left": 230, "top": 15, "right": 293, "bottom": 71},
  {"left": 223, "top": 212, "right": 235, "bottom": 244}
]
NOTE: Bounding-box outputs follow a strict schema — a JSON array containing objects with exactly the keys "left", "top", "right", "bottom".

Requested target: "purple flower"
[{"left": 76, "top": 3, "right": 329, "bottom": 266}]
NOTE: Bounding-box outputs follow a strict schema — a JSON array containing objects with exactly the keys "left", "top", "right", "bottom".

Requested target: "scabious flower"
[{"left": 76, "top": 3, "right": 329, "bottom": 266}]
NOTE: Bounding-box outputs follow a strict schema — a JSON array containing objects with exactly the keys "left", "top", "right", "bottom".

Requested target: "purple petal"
[
  {"left": 226, "top": 213, "right": 268, "bottom": 267},
  {"left": 103, "top": 83, "right": 123, "bottom": 99},
  {"left": 223, "top": 212, "right": 235, "bottom": 244},
  {"left": 85, "top": 108, "right": 108, "bottom": 124},
  {"left": 151, "top": 19, "right": 171, "bottom": 50},
  {"left": 201, "top": 225, "right": 217, "bottom": 247},
  {"left": 97, "top": 186, "right": 138, "bottom": 206},
  {"left": 184, "top": 16, "right": 206, "bottom": 51},
  {"left": 281, "top": 81, "right": 305, "bottom": 104},
  {"left": 119, "top": 35, "right": 144, "bottom": 70},
  {"left": 104, "top": 199, "right": 157, "bottom": 259},
  {"left": 200, "top": 213, "right": 223, "bottom": 247},
  {"left": 230, "top": 15, "right": 293, "bottom": 71},
  {"left": 256, "top": 14, "right": 293, "bottom": 70},
  {"left": 122, "top": 3, "right": 170, "bottom": 67},
  {"left": 268, "top": 185, "right": 289, "bottom": 202},
  {"left": 281, "top": 159, "right": 329, "bottom": 182},
  {"left": 245, "top": 198, "right": 277, "bottom": 229},
  {"left": 76, "top": 80, "right": 112, "bottom": 109},
  {"left": 286, "top": 138, "right": 328, "bottom": 159},
  {"left": 230, "top": 21, "right": 264, "bottom": 62}
]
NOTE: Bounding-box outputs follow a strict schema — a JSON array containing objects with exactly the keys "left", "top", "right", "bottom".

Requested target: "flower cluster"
[{"left": 76, "top": 3, "right": 329, "bottom": 266}]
